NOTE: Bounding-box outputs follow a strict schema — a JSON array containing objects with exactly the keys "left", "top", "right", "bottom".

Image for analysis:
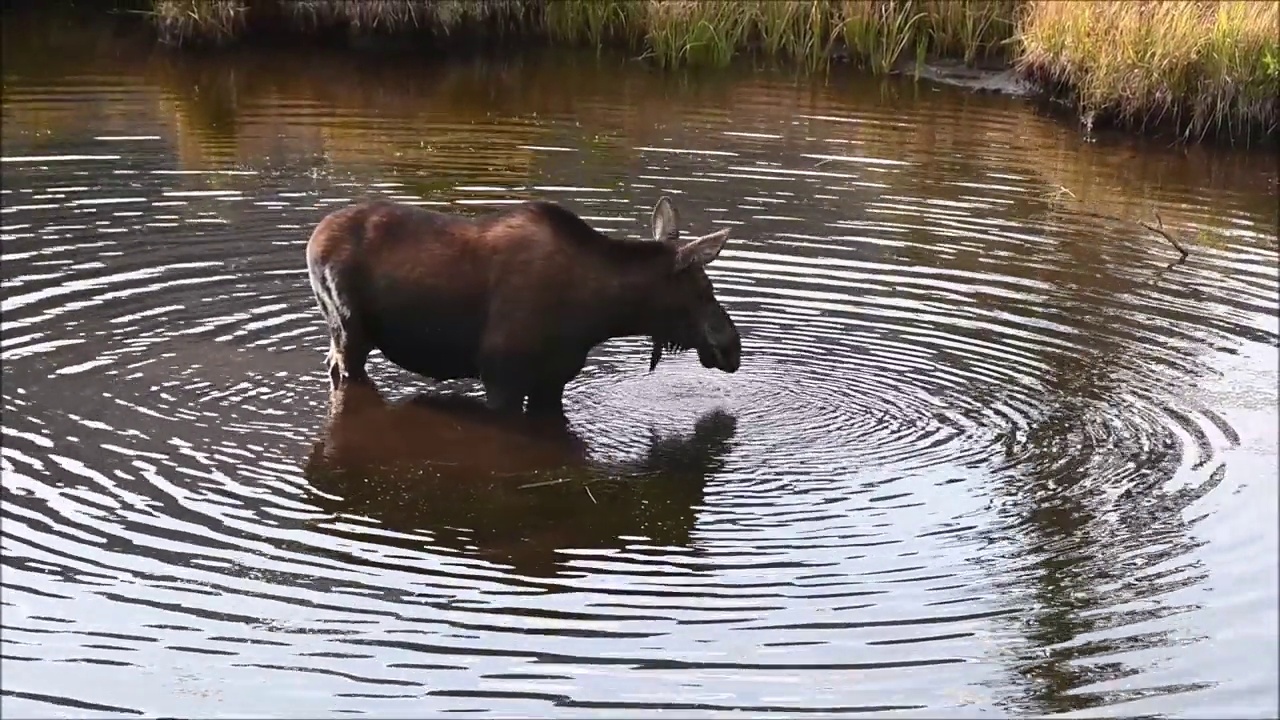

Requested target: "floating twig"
[
  {"left": 585, "top": 485, "right": 597, "bottom": 504},
  {"left": 1042, "top": 184, "right": 1076, "bottom": 209},
  {"left": 1139, "top": 212, "right": 1189, "bottom": 260},
  {"left": 517, "top": 477, "right": 573, "bottom": 490}
]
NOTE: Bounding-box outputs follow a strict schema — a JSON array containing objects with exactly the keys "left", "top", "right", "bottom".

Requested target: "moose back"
[{"left": 304, "top": 196, "right": 742, "bottom": 414}]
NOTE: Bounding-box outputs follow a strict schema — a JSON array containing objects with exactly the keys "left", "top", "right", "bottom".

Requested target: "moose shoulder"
[{"left": 305, "top": 196, "right": 741, "bottom": 415}]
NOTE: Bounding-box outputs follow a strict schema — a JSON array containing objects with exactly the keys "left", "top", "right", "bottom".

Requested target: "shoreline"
[{"left": 24, "top": 0, "right": 1280, "bottom": 146}]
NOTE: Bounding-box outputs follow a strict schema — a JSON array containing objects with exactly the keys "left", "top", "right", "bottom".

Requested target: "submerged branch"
[{"left": 1139, "top": 212, "right": 1189, "bottom": 261}]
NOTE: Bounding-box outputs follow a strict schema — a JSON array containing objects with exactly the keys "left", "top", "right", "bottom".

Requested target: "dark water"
[{"left": 3, "top": 12, "right": 1278, "bottom": 719}]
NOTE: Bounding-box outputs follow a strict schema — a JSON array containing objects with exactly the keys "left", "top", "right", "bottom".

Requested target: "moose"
[{"left": 305, "top": 196, "right": 741, "bottom": 414}]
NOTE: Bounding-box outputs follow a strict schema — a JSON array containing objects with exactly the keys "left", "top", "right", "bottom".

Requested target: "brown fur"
[{"left": 305, "top": 196, "right": 740, "bottom": 414}]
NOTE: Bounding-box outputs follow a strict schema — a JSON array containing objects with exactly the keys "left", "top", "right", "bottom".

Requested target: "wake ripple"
[{"left": 2, "top": 53, "right": 1276, "bottom": 719}]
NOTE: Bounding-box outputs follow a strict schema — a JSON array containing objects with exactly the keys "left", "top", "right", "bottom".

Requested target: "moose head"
[{"left": 644, "top": 196, "right": 740, "bottom": 375}]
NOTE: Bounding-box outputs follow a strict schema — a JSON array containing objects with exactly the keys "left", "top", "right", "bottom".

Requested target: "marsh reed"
[
  {"left": 145, "top": 0, "right": 1025, "bottom": 70},
  {"left": 150, "top": 0, "right": 247, "bottom": 46}
]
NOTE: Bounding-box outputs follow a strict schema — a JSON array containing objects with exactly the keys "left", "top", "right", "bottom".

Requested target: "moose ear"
[
  {"left": 651, "top": 196, "right": 680, "bottom": 245},
  {"left": 674, "top": 228, "right": 731, "bottom": 271}
]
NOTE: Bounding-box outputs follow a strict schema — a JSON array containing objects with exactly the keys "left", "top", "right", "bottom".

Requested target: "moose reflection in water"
[{"left": 303, "top": 381, "right": 738, "bottom": 576}]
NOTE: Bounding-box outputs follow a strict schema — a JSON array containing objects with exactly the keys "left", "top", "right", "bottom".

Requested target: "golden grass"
[
  {"left": 140, "top": 0, "right": 1279, "bottom": 142},
  {"left": 1017, "top": 1, "right": 1280, "bottom": 141}
]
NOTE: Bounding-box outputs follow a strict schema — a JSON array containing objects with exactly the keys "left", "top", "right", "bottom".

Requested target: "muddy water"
[{"left": 3, "top": 14, "right": 1278, "bottom": 720}]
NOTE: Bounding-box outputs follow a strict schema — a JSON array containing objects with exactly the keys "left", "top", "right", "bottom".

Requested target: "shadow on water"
[
  {"left": 303, "top": 382, "right": 737, "bottom": 578},
  {"left": 887, "top": 190, "right": 1248, "bottom": 714},
  {"left": 977, "top": 241, "right": 1222, "bottom": 714}
]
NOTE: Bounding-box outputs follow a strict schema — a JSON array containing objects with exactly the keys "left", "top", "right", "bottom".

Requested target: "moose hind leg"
[
  {"left": 327, "top": 324, "right": 372, "bottom": 388},
  {"left": 326, "top": 338, "right": 342, "bottom": 388},
  {"left": 313, "top": 270, "right": 372, "bottom": 388},
  {"left": 325, "top": 333, "right": 371, "bottom": 388}
]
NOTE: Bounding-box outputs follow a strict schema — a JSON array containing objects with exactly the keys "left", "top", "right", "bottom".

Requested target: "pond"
[{"left": 2, "top": 11, "right": 1278, "bottom": 719}]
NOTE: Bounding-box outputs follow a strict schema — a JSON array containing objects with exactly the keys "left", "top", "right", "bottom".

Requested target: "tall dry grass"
[
  {"left": 1017, "top": 1, "right": 1280, "bottom": 141},
  {"left": 543, "top": 0, "right": 646, "bottom": 52},
  {"left": 278, "top": 0, "right": 535, "bottom": 37},
  {"left": 148, "top": 0, "right": 1022, "bottom": 71},
  {"left": 150, "top": 0, "right": 247, "bottom": 46},
  {"left": 149, "top": 0, "right": 538, "bottom": 45},
  {"left": 554, "top": 0, "right": 1020, "bottom": 72},
  {"left": 920, "top": 0, "right": 1018, "bottom": 66}
]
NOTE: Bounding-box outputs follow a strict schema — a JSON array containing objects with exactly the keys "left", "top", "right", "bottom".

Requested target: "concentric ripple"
[{"left": 3, "top": 27, "right": 1278, "bottom": 720}]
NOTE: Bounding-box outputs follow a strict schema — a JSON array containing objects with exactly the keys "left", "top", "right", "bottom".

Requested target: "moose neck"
[{"left": 584, "top": 256, "right": 673, "bottom": 347}]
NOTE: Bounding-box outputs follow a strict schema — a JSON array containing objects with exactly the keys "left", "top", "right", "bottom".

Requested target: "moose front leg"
[
  {"left": 478, "top": 350, "right": 531, "bottom": 414},
  {"left": 481, "top": 380, "right": 526, "bottom": 413},
  {"left": 525, "top": 383, "right": 566, "bottom": 417},
  {"left": 478, "top": 327, "right": 578, "bottom": 416},
  {"left": 525, "top": 354, "right": 587, "bottom": 418}
]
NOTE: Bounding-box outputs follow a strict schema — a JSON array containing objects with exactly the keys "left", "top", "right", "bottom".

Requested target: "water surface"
[{"left": 2, "top": 13, "right": 1278, "bottom": 719}]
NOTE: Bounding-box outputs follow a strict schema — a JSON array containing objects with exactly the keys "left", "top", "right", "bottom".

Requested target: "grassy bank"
[
  {"left": 141, "top": 1, "right": 1279, "bottom": 143},
  {"left": 1017, "top": 1, "right": 1280, "bottom": 143}
]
